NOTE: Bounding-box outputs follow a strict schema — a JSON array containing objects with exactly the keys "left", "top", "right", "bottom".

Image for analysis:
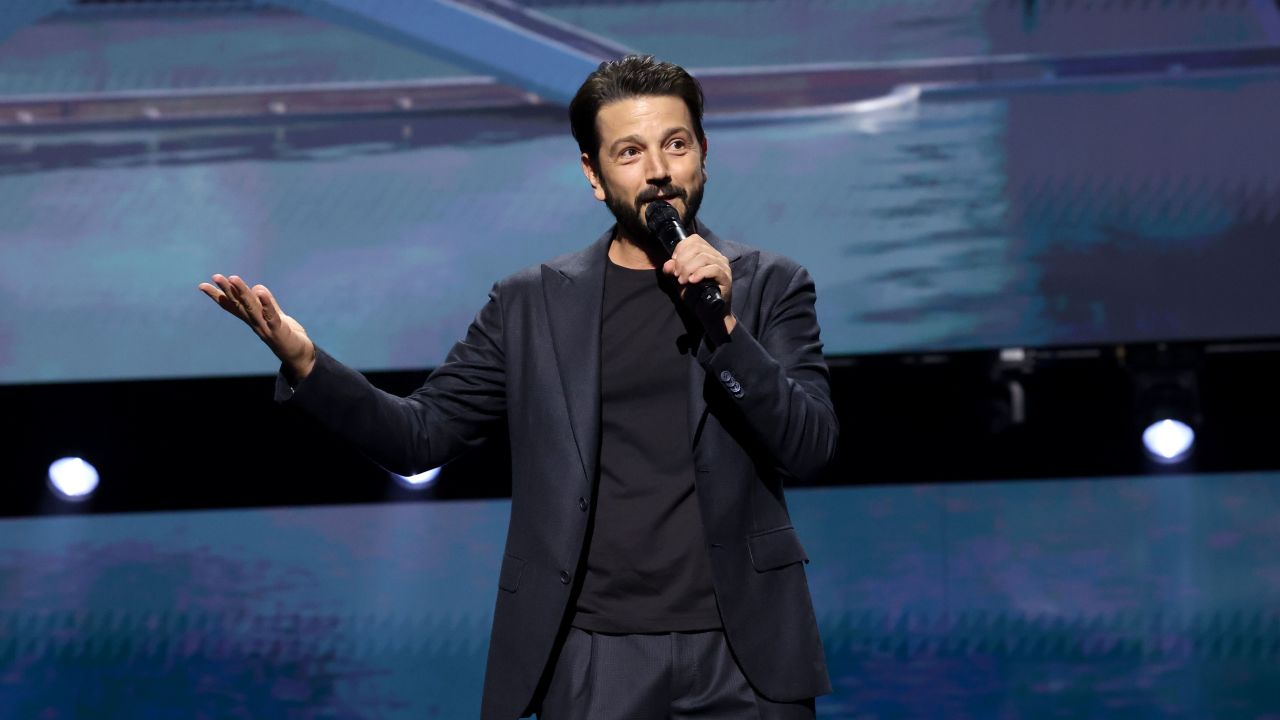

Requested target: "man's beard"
[{"left": 603, "top": 177, "right": 704, "bottom": 251}]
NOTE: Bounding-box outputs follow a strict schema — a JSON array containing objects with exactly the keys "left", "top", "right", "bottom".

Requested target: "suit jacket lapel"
[{"left": 542, "top": 230, "right": 611, "bottom": 487}]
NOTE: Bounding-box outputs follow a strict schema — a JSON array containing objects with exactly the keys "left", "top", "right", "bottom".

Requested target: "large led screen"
[{"left": 1, "top": 2, "right": 1277, "bottom": 383}]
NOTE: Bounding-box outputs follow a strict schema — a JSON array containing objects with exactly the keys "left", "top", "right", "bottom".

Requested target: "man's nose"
[{"left": 643, "top": 152, "right": 670, "bottom": 184}]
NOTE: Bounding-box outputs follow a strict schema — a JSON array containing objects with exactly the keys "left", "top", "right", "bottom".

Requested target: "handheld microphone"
[{"left": 644, "top": 199, "right": 725, "bottom": 315}]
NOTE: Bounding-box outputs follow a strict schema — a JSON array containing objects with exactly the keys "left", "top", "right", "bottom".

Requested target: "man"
[{"left": 199, "top": 55, "right": 836, "bottom": 719}]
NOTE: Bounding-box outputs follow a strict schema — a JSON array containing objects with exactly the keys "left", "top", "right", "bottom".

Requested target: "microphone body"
[{"left": 644, "top": 200, "right": 726, "bottom": 315}]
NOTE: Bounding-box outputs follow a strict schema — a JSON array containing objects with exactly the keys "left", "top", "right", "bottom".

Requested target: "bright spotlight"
[
  {"left": 392, "top": 467, "right": 441, "bottom": 490},
  {"left": 1142, "top": 419, "right": 1195, "bottom": 464},
  {"left": 48, "top": 457, "right": 99, "bottom": 501}
]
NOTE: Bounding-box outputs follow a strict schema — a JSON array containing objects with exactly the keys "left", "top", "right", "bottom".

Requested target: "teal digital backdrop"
[
  {"left": 2, "top": 473, "right": 1279, "bottom": 718},
  {"left": 3, "top": 3, "right": 1279, "bottom": 718},
  {"left": 1, "top": 1, "right": 1278, "bottom": 382}
]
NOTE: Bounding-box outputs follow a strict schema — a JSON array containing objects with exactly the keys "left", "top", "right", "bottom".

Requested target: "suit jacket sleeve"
[
  {"left": 697, "top": 262, "right": 837, "bottom": 482},
  {"left": 273, "top": 283, "right": 508, "bottom": 476}
]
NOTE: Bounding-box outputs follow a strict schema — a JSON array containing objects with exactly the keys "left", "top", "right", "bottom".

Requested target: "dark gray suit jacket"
[{"left": 278, "top": 226, "right": 837, "bottom": 719}]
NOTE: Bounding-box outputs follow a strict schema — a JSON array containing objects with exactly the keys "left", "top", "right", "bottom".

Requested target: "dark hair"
[{"left": 569, "top": 55, "right": 705, "bottom": 163}]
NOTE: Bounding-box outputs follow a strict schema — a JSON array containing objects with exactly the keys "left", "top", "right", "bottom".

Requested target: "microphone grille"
[{"left": 645, "top": 199, "right": 680, "bottom": 236}]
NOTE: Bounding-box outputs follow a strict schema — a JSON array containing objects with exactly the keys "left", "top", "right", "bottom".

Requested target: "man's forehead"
[{"left": 596, "top": 95, "right": 694, "bottom": 139}]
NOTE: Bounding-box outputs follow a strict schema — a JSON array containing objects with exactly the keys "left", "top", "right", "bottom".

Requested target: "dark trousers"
[{"left": 536, "top": 628, "right": 816, "bottom": 720}]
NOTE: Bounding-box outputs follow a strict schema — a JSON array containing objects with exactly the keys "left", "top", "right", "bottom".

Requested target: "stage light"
[
  {"left": 391, "top": 467, "right": 441, "bottom": 490},
  {"left": 1142, "top": 419, "right": 1195, "bottom": 464},
  {"left": 1133, "top": 362, "right": 1200, "bottom": 467},
  {"left": 48, "top": 457, "right": 99, "bottom": 501},
  {"left": 985, "top": 348, "right": 1031, "bottom": 433}
]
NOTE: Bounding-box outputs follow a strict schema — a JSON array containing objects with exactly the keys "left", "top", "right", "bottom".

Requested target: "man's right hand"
[{"left": 198, "top": 274, "right": 316, "bottom": 381}]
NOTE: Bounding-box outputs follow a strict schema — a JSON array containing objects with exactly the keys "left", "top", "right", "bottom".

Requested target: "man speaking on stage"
[{"left": 199, "top": 55, "right": 837, "bottom": 720}]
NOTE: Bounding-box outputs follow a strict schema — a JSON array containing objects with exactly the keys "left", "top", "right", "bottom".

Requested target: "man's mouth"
[{"left": 640, "top": 192, "right": 681, "bottom": 209}]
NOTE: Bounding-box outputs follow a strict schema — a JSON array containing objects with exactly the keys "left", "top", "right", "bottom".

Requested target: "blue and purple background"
[
  {"left": 3, "top": 473, "right": 1279, "bottom": 717},
  {"left": 0, "top": 0, "right": 1278, "bottom": 383},
  {"left": 1, "top": 1, "right": 1279, "bottom": 717}
]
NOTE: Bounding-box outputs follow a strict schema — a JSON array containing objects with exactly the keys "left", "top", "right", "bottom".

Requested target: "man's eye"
[
  {"left": 620, "top": 148, "right": 639, "bottom": 158},
  {"left": 669, "top": 140, "right": 686, "bottom": 150}
]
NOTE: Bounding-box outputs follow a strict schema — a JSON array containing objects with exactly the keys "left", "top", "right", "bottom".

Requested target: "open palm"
[{"left": 197, "top": 274, "right": 316, "bottom": 379}]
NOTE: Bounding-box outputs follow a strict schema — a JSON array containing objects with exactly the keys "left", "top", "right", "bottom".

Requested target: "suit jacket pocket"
[
  {"left": 747, "top": 525, "right": 809, "bottom": 572},
  {"left": 498, "top": 553, "right": 526, "bottom": 592}
]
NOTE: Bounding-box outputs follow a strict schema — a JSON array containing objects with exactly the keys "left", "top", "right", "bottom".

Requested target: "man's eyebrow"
[
  {"left": 608, "top": 134, "right": 644, "bottom": 152},
  {"left": 607, "top": 127, "right": 693, "bottom": 152}
]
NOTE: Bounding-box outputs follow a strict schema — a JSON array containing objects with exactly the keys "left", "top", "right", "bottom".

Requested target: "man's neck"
[
  {"left": 608, "top": 232, "right": 656, "bottom": 270},
  {"left": 608, "top": 218, "right": 699, "bottom": 270}
]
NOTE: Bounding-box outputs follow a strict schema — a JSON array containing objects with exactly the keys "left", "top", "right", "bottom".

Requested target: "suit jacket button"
[
  {"left": 578, "top": 497, "right": 588, "bottom": 512},
  {"left": 559, "top": 571, "right": 571, "bottom": 585},
  {"left": 719, "top": 370, "right": 733, "bottom": 382}
]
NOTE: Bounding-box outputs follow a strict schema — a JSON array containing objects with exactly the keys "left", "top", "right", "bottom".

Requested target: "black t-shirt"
[{"left": 570, "top": 258, "right": 721, "bottom": 634}]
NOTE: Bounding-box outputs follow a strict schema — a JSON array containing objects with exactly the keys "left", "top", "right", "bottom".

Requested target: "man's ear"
[
  {"left": 581, "top": 153, "right": 606, "bottom": 202},
  {"left": 700, "top": 135, "right": 709, "bottom": 182}
]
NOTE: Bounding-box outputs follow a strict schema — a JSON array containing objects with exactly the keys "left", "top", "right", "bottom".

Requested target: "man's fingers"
[
  {"left": 671, "top": 236, "right": 716, "bottom": 260},
  {"left": 689, "top": 268, "right": 727, "bottom": 286},
  {"left": 201, "top": 276, "right": 250, "bottom": 320},
  {"left": 214, "top": 275, "right": 242, "bottom": 309},
  {"left": 689, "top": 266, "right": 721, "bottom": 284},
  {"left": 205, "top": 274, "right": 271, "bottom": 334},
  {"left": 688, "top": 258, "right": 730, "bottom": 284},
  {"left": 212, "top": 274, "right": 235, "bottom": 298},
  {"left": 671, "top": 253, "right": 729, "bottom": 284},
  {"left": 229, "top": 276, "right": 269, "bottom": 332},
  {"left": 197, "top": 282, "right": 222, "bottom": 302},
  {"left": 221, "top": 276, "right": 253, "bottom": 324},
  {"left": 254, "top": 285, "right": 282, "bottom": 329}
]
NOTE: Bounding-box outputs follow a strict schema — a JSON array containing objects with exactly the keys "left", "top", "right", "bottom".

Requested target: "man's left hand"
[{"left": 662, "top": 233, "right": 736, "bottom": 335}]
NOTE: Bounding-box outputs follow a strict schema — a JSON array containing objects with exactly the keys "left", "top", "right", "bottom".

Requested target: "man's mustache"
[{"left": 634, "top": 185, "right": 687, "bottom": 210}]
